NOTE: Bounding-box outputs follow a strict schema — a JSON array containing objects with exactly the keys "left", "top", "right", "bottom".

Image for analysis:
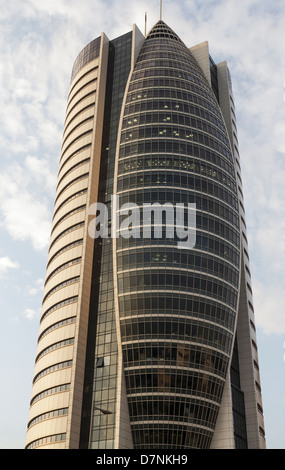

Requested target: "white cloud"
[
  {"left": 25, "top": 155, "right": 57, "bottom": 194},
  {"left": 273, "top": 122, "right": 285, "bottom": 155},
  {"left": 28, "top": 288, "right": 38, "bottom": 296},
  {"left": 36, "top": 277, "right": 45, "bottom": 287},
  {"left": 23, "top": 308, "right": 39, "bottom": 321},
  {"left": 0, "top": 257, "right": 19, "bottom": 275},
  {"left": 1, "top": 191, "right": 52, "bottom": 251},
  {"left": 27, "top": 278, "right": 45, "bottom": 296},
  {"left": 252, "top": 280, "right": 285, "bottom": 335},
  {"left": 0, "top": 159, "right": 55, "bottom": 251}
]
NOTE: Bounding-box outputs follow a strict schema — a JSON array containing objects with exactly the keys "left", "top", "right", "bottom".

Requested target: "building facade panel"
[
  {"left": 34, "top": 323, "right": 76, "bottom": 361},
  {"left": 42, "top": 262, "right": 82, "bottom": 301},
  {"left": 52, "top": 179, "right": 89, "bottom": 225}
]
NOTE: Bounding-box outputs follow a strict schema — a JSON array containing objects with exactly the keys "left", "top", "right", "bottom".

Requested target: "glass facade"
[
  {"left": 71, "top": 37, "right": 101, "bottom": 82},
  {"left": 230, "top": 338, "right": 248, "bottom": 448},
  {"left": 115, "top": 21, "right": 240, "bottom": 449},
  {"left": 79, "top": 31, "right": 133, "bottom": 449}
]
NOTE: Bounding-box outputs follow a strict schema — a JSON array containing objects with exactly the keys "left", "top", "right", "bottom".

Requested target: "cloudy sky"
[{"left": 0, "top": 0, "right": 284, "bottom": 449}]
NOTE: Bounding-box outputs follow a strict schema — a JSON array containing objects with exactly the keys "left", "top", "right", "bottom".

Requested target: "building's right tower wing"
[{"left": 191, "top": 42, "right": 266, "bottom": 449}]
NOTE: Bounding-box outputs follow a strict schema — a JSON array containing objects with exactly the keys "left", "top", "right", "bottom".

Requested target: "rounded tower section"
[
  {"left": 115, "top": 21, "right": 240, "bottom": 449},
  {"left": 25, "top": 36, "right": 108, "bottom": 449}
]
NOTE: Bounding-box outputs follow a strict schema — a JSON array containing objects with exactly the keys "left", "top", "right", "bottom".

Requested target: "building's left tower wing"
[{"left": 25, "top": 34, "right": 110, "bottom": 450}]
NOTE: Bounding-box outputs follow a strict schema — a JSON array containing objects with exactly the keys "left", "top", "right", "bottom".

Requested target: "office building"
[{"left": 25, "top": 19, "right": 266, "bottom": 449}]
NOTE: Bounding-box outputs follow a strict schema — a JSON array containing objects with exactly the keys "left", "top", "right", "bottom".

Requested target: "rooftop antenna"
[
  {"left": 145, "top": 11, "right": 147, "bottom": 36},
  {"left": 160, "top": 0, "right": 163, "bottom": 20}
]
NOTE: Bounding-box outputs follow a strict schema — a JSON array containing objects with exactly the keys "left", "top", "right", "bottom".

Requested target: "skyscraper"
[{"left": 25, "top": 19, "right": 266, "bottom": 450}]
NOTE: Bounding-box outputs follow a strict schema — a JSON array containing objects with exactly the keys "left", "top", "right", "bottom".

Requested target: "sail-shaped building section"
[{"left": 25, "top": 20, "right": 266, "bottom": 450}]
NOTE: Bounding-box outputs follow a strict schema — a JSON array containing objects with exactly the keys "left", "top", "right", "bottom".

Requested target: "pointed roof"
[{"left": 146, "top": 20, "right": 183, "bottom": 44}]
